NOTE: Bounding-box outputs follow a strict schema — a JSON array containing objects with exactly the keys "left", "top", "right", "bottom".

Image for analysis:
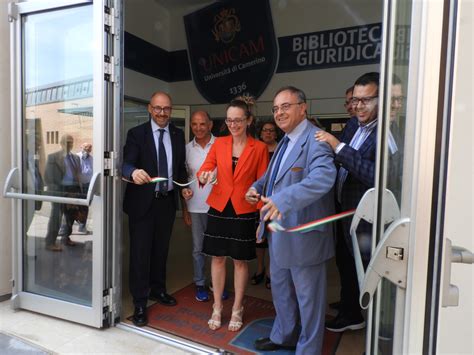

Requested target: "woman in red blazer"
[{"left": 198, "top": 99, "right": 269, "bottom": 332}]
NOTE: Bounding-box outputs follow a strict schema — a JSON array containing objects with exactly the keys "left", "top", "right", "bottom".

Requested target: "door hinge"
[
  {"left": 8, "top": 2, "right": 18, "bottom": 22},
  {"left": 104, "top": 55, "right": 115, "bottom": 82},
  {"left": 102, "top": 287, "right": 115, "bottom": 327},
  {"left": 104, "top": 151, "right": 116, "bottom": 177},
  {"left": 104, "top": 6, "right": 115, "bottom": 35},
  {"left": 103, "top": 288, "right": 112, "bottom": 313}
]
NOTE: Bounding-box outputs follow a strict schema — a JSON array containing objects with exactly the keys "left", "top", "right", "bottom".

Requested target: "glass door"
[
  {"left": 358, "top": 0, "right": 448, "bottom": 353},
  {"left": 4, "top": 0, "right": 120, "bottom": 328}
]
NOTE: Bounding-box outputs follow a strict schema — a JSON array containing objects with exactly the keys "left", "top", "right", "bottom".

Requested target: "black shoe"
[
  {"left": 251, "top": 268, "right": 265, "bottom": 285},
  {"left": 329, "top": 301, "right": 341, "bottom": 310},
  {"left": 325, "top": 313, "right": 366, "bottom": 332},
  {"left": 132, "top": 306, "right": 148, "bottom": 327},
  {"left": 265, "top": 276, "right": 271, "bottom": 289},
  {"left": 150, "top": 291, "right": 177, "bottom": 306},
  {"left": 254, "top": 337, "right": 296, "bottom": 351}
]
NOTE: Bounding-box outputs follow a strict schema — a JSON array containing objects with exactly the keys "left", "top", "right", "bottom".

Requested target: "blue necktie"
[
  {"left": 157, "top": 129, "right": 168, "bottom": 192},
  {"left": 265, "top": 136, "right": 289, "bottom": 197}
]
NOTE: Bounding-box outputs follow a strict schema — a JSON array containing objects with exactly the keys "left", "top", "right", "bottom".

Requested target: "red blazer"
[{"left": 198, "top": 135, "right": 269, "bottom": 214}]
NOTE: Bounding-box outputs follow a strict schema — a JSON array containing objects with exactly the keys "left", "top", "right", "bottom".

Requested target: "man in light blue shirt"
[{"left": 77, "top": 143, "right": 93, "bottom": 234}]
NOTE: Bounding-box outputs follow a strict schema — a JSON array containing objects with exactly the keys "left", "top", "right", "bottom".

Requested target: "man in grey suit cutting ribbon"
[{"left": 246, "top": 86, "right": 336, "bottom": 354}]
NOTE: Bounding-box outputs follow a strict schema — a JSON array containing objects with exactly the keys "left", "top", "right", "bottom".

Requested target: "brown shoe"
[
  {"left": 64, "top": 238, "right": 77, "bottom": 246},
  {"left": 46, "top": 244, "right": 63, "bottom": 252}
]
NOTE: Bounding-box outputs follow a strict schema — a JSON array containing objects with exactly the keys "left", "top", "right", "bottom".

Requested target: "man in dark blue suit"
[
  {"left": 122, "top": 91, "right": 192, "bottom": 327},
  {"left": 316, "top": 72, "right": 381, "bottom": 332}
]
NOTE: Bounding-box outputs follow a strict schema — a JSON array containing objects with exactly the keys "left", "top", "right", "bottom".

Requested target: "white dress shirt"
[
  {"left": 185, "top": 135, "right": 215, "bottom": 213},
  {"left": 150, "top": 120, "right": 173, "bottom": 191}
]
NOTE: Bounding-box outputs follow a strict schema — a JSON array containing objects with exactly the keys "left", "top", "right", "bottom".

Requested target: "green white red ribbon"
[
  {"left": 122, "top": 176, "right": 195, "bottom": 187},
  {"left": 148, "top": 177, "right": 196, "bottom": 187},
  {"left": 267, "top": 209, "right": 356, "bottom": 233}
]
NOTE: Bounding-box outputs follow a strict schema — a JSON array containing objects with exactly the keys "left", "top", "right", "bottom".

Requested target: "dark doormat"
[{"left": 128, "top": 284, "right": 342, "bottom": 354}]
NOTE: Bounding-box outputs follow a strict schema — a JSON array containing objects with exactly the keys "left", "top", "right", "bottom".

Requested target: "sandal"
[
  {"left": 228, "top": 306, "right": 244, "bottom": 332},
  {"left": 265, "top": 276, "right": 271, "bottom": 289},
  {"left": 251, "top": 268, "right": 265, "bottom": 285},
  {"left": 208, "top": 304, "right": 223, "bottom": 330}
]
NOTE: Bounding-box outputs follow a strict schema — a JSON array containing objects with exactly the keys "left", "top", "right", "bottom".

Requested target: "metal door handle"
[
  {"left": 3, "top": 167, "right": 100, "bottom": 206},
  {"left": 359, "top": 218, "right": 410, "bottom": 309},
  {"left": 349, "top": 188, "right": 401, "bottom": 289},
  {"left": 442, "top": 238, "right": 474, "bottom": 307}
]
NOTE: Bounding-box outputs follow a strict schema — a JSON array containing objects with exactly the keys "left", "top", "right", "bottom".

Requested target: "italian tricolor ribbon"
[
  {"left": 267, "top": 209, "right": 356, "bottom": 233},
  {"left": 123, "top": 176, "right": 195, "bottom": 187}
]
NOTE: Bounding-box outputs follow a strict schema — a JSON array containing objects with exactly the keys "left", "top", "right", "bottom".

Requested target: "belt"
[{"left": 154, "top": 190, "right": 174, "bottom": 199}]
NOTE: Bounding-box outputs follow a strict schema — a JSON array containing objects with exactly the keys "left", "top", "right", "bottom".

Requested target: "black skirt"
[{"left": 203, "top": 201, "right": 257, "bottom": 261}]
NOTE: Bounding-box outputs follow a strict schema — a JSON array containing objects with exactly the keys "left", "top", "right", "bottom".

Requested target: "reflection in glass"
[
  {"left": 22, "top": 5, "right": 94, "bottom": 306},
  {"left": 374, "top": 2, "right": 413, "bottom": 354}
]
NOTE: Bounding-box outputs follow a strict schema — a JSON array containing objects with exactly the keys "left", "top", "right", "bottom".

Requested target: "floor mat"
[{"left": 129, "top": 284, "right": 342, "bottom": 354}]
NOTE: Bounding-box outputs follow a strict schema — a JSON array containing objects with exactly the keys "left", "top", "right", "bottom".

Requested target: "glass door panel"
[
  {"left": 3, "top": 0, "right": 117, "bottom": 328},
  {"left": 372, "top": 2, "right": 413, "bottom": 353},
  {"left": 22, "top": 4, "right": 94, "bottom": 306}
]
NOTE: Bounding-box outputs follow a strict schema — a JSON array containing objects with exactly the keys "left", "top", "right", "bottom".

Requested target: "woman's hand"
[{"left": 198, "top": 170, "right": 216, "bottom": 185}]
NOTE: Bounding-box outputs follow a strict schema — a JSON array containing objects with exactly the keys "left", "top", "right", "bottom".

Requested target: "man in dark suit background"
[
  {"left": 122, "top": 91, "right": 192, "bottom": 327},
  {"left": 44, "top": 134, "right": 82, "bottom": 251},
  {"left": 316, "top": 72, "right": 381, "bottom": 332}
]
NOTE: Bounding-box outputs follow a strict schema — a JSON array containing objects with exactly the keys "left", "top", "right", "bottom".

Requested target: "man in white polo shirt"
[{"left": 183, "top": 110, "right": 215, "bottom": 302}]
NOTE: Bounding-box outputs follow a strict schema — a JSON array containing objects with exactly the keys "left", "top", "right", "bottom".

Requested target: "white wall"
[
  {"left": 124, "top": 0, "right": 382, "bottom": 114},
  {"left": 0, "top": 0, "right": 12, "bottom": 298},
  {"left": 437, "top": 1, "right": 473, "bottom": 353}
]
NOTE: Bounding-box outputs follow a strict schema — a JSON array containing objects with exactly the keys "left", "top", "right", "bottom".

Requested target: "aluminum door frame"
[
  {"left": 7, "top": 0, "right": 117, "bottom": 328},
  {"left": 366, "top": 0, "right": 447, "bottom": 353}
]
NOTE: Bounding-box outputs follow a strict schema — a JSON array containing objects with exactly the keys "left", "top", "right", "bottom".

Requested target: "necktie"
[
  {"left": 157, "top": 129, "right": 168, "bottom": 192},
  {"left": 336, "top": 125, "right": 373, "bottom": 203},
  {"left": 265, "top": 136, "right": 289, "bottom": 197},
  {"left": 67, "top": 153, "right": 79, "bottom": 177}
]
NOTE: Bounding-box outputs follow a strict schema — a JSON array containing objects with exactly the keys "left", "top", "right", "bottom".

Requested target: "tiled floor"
[
  {"left": 1, "top": 214, "right": 365, "bottom": 354},
  {"left": 0, "top": 332, "right": 48, "bottom": 355},
  {"left": 0, "top": 300, "right": 189, "bottom": 354}
]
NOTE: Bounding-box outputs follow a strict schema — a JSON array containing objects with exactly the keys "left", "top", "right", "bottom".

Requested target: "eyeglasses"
[
  {"left": 261, "top": 128, "right": 276, "bottom": 133},
  {"left": 225, "top": 118, "right": 247, "bottom": 125},
  {"left": 150, "top": 105, "right": 172, "bottom": 115},
  {"left": 271, "top": 102, "right": 303, "bottom": 115},
  {"left": 391, "top": 96, "right": 405, "bottom": 104},
  {"left": 349, "top": 96, "right": 378, "bottom": 106}
]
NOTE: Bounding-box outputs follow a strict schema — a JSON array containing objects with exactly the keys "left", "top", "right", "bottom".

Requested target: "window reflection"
[{"left": 22, "top": 5, "right": 94, "bottom": 306}]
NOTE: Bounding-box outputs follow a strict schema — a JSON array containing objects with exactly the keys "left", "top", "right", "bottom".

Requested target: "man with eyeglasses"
[
  {"left": 315, "top": 72, "right": 381, "bottom": 333},
  {"left": 247, "top": 86, "right": 336, "bottom": 353},
  {"left": 344, "top": 85, "right": 355, "bottom": 117},
  {"left": 122, "top": 91, "right": 192, "bottom": 327}
]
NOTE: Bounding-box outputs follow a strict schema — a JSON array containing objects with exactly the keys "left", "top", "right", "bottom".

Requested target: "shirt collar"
[
  {"left": 192, "top": 134, "right": 215, "bottom": 147},
  {"left": 151, "top": 119, "right": 169, "bottom": 133},
  {"left": 286, "top": 119, "right": 308, "bottom": 143},
  {"left": 358, "top": 119, "right": 378, "bottom": 130}
]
